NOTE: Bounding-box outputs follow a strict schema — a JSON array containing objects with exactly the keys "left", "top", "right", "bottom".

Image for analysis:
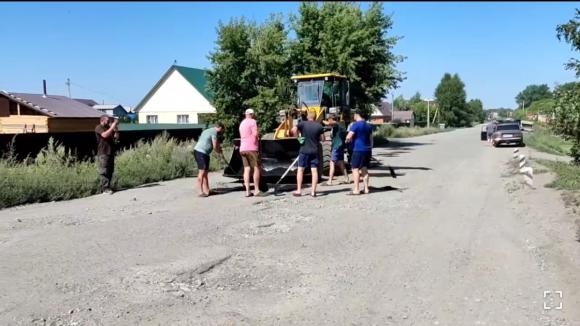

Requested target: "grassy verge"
[
  {"left": 525, "top": 127, "right": 572, "bottom": 157},
  {"left": 0, "top": 134, "right": 229, "bottom": 209},
  {"left": 536, "top": 159, "right": 580, "bottom": 215},
  {"left": 536, "top": 159, "right": 580, "bottom": 190},
  {"left": 373, "top": 125, "right": 452, "bottom": 144}
]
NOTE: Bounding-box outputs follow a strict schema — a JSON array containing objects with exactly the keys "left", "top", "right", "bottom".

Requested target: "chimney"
[{"left": 42, "top": 80, "right": 47, "bottom": 98}]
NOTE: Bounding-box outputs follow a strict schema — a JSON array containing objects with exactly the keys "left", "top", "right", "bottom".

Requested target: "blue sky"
[{"left": 0, "top": 2, "right": 577, "bottom": 109}]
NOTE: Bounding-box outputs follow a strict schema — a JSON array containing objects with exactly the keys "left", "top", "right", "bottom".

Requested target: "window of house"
[
  {"left": 177, "top": 114, "right": 189, "bottom": 124},
  {"left": 146, "top": 115, "right": 158, "bottom": 124}
]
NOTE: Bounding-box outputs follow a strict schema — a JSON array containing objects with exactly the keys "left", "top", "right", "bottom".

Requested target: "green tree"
[
  {"left": 290, "top": 2, "right": 404, "bottom": 116},
  {"left": 556, "top": 9, "right": 580, "bottom": 77},
  {"left": 434, "top": 73, "right": 470, "bottom": 127},
  {"left": 467, "top": 99, "right": 485, "bottom": 124},
  {"left": 208, "top": 2, "right": 404, "bottom": 140},
  {"left": 393, "top": 95, "right": 407, "bottom": 110},
  {"left": 245, "top": 15, "right": 293, "bottom": 135},
  {"left": 526, "top": 98, "right": 555, "bottom": 115},
  {"left": 207, "top": 16, "right": 293, "bottom": 140},
  {"left": 405, "top": 92, "right": 433, "bottom": 127},
  {"left": 409, "top": 92, "right": 422, "bottom": 105},
  {"left": 551, "top": 82, "right": 580, "bottom": 164},
  {"left": 206, "top": 18, "right": 257, "bottom": 140},
  {"left": 513, "top": 109, "right": 527, "bottom": 120},
  {"left": 411, "top": 101, "right": 431, "bottom": 127},
  {"left": 289, "top": 3, "right": 323, "bottom": 74},
  {"left": 515, "top": 84, "right": 552, "bottom": 107}
]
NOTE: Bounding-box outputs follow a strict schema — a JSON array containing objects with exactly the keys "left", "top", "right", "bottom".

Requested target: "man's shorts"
[
  {"left": 351, "top": 151, "right": 371, "bottom": 169},
  {"left": 194, "top": 150, "right": 210, "bottom": 171},
  {"left": 241, "top": 151, "right": 260, "bottom": 168},
  {"left": 298, "top": 152, "right": 319, "bottom": 168},
  {"left": 331, "top": 146, "right": 344, "bottom": 162}
]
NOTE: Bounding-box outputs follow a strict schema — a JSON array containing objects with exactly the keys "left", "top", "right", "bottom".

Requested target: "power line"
[{"left": 69, "top": 81, "right": 124, "bottom": 104}]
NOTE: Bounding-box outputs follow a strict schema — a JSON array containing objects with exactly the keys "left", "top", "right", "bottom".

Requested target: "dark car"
[{"left": 491, "top": 122, "right": 524, "bottom": 147}]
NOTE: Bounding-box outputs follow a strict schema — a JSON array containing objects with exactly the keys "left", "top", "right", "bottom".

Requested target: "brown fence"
[{"left": 0, "top": 127, "right": 204, "bottom": 161}]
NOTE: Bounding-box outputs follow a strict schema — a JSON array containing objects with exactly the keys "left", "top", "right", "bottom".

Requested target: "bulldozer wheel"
[{"left": 319, "top": 140, "right": 332, "bottom": 179}]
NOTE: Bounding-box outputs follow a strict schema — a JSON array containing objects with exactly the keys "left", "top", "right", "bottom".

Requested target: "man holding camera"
[{"left": 95, "top": 115, "right": 119, "bottom": 194}]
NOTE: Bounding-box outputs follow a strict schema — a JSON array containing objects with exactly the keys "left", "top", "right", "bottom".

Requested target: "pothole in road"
[{"left": 110, "top": 251, "right": 302, "bottom": 306}]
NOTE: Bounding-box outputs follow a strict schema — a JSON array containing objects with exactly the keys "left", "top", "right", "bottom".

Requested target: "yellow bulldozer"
[{"left": 223, "top": 73, "right": 352, "bottom": 189}]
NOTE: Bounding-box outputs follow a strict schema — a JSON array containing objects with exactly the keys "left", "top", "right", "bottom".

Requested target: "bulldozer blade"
[{"left": 223, "top": 138, "right": 303, "bottom": 179}]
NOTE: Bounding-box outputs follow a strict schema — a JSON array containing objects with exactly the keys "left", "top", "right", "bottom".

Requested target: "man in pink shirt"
[{"left": 239, "top": 108, "right": 263, "bottom": 197}]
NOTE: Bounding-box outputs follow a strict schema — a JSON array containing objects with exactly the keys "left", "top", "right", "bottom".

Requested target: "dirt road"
[{"left": 1, "top": 126, "right": 579, "bottom": 326}]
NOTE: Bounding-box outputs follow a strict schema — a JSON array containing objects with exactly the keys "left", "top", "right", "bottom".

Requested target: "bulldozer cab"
[
  {"left": 294, "top": 73, "right": 350, "bottom": 119},
  {"left": 274, "top": 73, "right": 351, "bottom": 140}
]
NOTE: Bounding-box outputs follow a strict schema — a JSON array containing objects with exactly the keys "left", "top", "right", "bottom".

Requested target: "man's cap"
[{"left": 245, "top": 109, "right": 255, "bottom": 115}]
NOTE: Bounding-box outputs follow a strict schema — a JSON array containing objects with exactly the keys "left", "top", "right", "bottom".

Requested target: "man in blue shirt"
[{"left": 346, "top": 110, "right": 373, "bottom": 195}]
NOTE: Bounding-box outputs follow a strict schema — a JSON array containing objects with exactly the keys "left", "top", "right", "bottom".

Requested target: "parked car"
[{"left": 491, "top": 122, "right": 524, "bottom": 147}]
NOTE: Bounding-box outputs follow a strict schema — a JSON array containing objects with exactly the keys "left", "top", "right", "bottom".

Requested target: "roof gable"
[
  {"left": 173, "top": 66, "right": 213, "bottom": 102},
  {"left": 134, "top": 65, "right": 212, "bottom": 112},
  {"left": 372, "top": 102, "right": 392, "bottom": 116}
]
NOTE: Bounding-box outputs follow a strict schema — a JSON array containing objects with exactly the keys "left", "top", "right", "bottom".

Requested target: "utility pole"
[
  {"left": 425, "top": 99, "right": 433, "bottom": 128},
  {"left": 391, "top": 93, "right": 394, "bottom": 123},
  {"left": 66, "top": 78, "right": 71, "bottom": 98},
  {"left": 427, "top": 100, "right": 430, "bottom": 128}
]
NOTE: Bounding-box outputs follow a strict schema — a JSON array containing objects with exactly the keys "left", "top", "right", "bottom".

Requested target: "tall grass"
[
  {"left": 525, "top": 127, "right": 572, "bottom": 157},
  {"left": 536, "top": 159, "right": 580, "bottom": 190},
  {"left": 0, "top": 134, "right": 228, "bottom": 209}
]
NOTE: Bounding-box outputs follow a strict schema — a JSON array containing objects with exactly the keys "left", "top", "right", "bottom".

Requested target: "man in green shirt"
[
  {"left": 323, "top": 114, "right": 349, "bottom": 185},
  {"left": 193, "top": 123, "right": 225, "bottom": 197}
]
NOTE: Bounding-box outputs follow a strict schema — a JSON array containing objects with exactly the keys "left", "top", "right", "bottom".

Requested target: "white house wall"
[{"left": 137, "top": 69, "right": 215, "bottom": 124}]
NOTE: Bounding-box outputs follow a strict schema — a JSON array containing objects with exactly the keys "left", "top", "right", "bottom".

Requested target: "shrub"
[
  {"left": 537, "top": 159, "right": 580, "bottom": 190},
  {"left": 0, "top": 134, "right": 228, "bottom": 209},
  {"left": 373, "top": 125, "right": 451, "bottom": 143},
  {"left": 0, "top": 138, "right": 98, "bottom": 208},
  {"left": 525, "top": 127, "right": 572, "bottom": 156},
  {"left": 113, "top": 134, "right": 198, "bottom": 189}
]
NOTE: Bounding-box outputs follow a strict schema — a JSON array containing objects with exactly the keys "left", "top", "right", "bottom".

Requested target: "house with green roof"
[{"left": 134, "top": 65, "right": 214, "bottom": 124}]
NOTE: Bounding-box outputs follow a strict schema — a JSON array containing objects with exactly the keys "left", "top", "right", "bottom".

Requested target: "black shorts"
[
  {"left": 194, "top": 150, "right": 210, "bottom": 171},
  {"left": 351, "top": 151, "right": 371, "bottom": 169},
  {"left": 298, "top": 153, "right": 319, "bottom": 168}
]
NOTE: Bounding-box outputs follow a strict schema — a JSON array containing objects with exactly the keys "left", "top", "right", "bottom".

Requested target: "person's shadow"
[{"left": 367, "top": 185, "right": 405, "bottom": 193}]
